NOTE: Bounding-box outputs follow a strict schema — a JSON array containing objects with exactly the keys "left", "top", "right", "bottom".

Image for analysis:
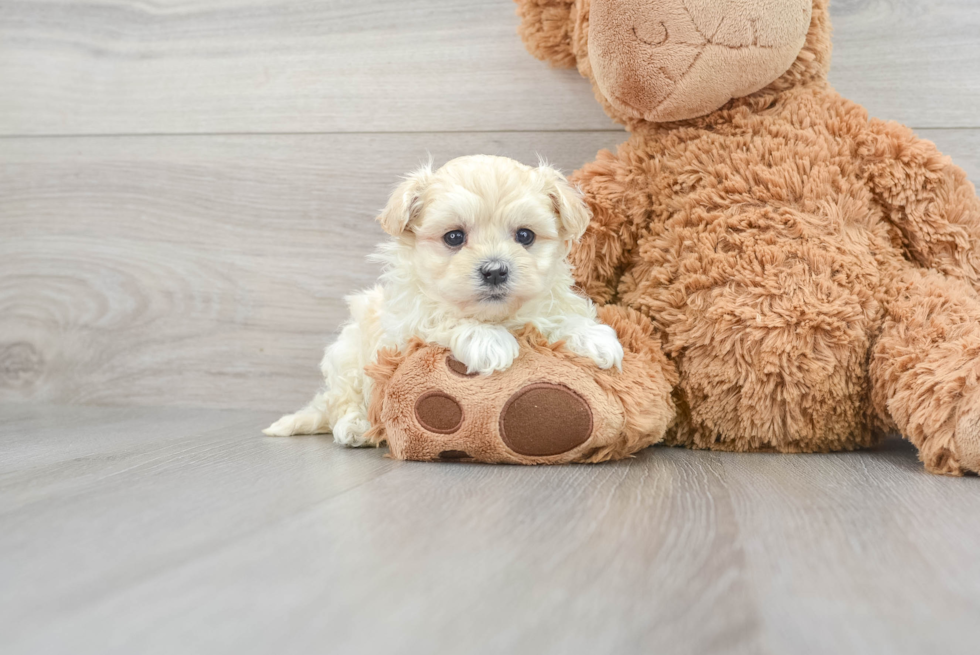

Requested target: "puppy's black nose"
[{"left": 480, "top": 262, "right": 509, "bottom": 287}]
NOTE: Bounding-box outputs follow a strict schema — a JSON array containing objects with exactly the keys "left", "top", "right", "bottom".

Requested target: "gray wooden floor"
[
  {"left": 3, "top": 1, "right": 980, "bottom": 653},
  {"left": 2, "top": 404, "right": 980, "bottom": 655}
]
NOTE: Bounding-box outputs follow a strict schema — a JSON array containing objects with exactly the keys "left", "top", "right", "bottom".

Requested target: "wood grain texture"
[
  {"left": 722, "top": 444, "right": 980, "bottom": 654},
  {"left": 829, "top": 0, "right": 980, "bottom": 128},
  {"left": 1, "top": 0, "right": 978, "bottom": 136},
  {"left": 2, "top": 405, "right": 979, "bottom": 655},
  {"left": 0, "top": 0, "right": 613, "bottom": 135},
  {"left": 0, "top": 131, "right": 625, "bottom": 410}
]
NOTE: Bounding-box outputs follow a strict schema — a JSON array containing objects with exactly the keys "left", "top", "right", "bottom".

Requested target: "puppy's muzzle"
[{"left": 479, "top": 261, "right": 510, "bottom": 288}]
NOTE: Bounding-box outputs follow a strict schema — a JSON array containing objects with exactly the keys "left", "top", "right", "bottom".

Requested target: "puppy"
[{"left": 264, "top": 155, "right": 624, "bottom": 445}]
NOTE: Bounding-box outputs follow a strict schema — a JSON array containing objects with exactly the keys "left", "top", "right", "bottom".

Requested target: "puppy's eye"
[
  {"left": 515, "top": 228, "right": 535, "bottom": 246},
  {"left": 443, "top": 230, "right": 465, "bottom": 248}
]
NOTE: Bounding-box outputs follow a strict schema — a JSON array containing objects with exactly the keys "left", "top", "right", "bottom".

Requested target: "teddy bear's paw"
[
  {"left": 449, "top": 324, "right": 520, "bottom": 375},
  {"left": 953, "top": 394, "right": 980, "bottom": 474},
  {"left": 562, "top": 323, "right": 625, "bottom": 370},
  {"left": 263, "top": 410, "right": 327, "bottom": 437},
  {"left": 332, "top": 411, "right": 374, "bottom": 448}
]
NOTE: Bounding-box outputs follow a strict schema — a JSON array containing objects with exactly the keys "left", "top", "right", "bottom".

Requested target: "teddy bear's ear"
[
  {"left": 537, "top": 163, "right": 592, "bottom": 242},
  {"left": 377, "top": 160, "right": 434, "bottom": 236},
  {"left": 514, "top": 0, "right": 578, "bottom": 69}
]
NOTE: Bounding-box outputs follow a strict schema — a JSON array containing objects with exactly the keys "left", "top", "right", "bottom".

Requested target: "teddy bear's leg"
[
  {"left": 863, "top": 119, "right": 980, "bottom": 292},
  {"left": 592, "top": 304, "right": 679, "bottom": 456},
  {"left": 375, "top": 305, "right": 678, "bottom": 464},
  {"left": 870, "top": 268, "right": 980, "bottom": 475}
]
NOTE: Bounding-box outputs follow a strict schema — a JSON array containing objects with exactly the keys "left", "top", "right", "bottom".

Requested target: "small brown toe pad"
[{"left": 415, "top": 391, "right": 464, "bottom": 434}]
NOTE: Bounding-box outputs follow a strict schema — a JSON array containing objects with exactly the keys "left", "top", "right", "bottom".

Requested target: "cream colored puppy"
[{"left": 264, "top": 155, "right": 624, "bottom": 445}]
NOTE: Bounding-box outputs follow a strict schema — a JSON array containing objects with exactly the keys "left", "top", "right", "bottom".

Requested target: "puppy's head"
[{"left": 378, "top": 155, "right": 591, "bottom": 320}]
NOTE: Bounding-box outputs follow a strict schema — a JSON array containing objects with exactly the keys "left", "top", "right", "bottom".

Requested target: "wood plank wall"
[{"left": 2, "top": 0, "right": 979, "bottom": 411}]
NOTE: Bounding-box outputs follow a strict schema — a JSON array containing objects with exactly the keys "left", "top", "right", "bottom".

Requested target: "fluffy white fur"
[{"left": 264, "top": 155, "right": 624, "bottom": 445}]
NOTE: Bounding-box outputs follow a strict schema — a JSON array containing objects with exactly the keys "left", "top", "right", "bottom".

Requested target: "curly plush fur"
[{"left": 509, "top": 0, "right": 980, "bottom": 475}]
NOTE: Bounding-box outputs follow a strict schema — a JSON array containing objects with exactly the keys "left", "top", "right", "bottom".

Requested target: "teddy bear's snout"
[{"left": 587, "top": 0, "right": 813, "bottom": 123}]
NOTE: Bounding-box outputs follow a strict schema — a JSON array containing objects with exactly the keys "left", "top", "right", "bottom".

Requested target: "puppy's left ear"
[
  {"left": 537, "top": 163, "right": 592, "bottom": 241},
  {"left": 378, "top": 161, "right": 434, "bottom": 236}
]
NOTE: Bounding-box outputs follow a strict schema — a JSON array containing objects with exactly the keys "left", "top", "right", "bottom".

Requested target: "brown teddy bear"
[{"left": 368, "top": 0, "right": 980, "bottom": 475}]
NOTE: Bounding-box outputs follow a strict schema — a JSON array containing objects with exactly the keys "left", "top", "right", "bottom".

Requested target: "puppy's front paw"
[
  {"left": 563, "top": 323, "right": 624, "bottom": 370},
  {"left": 450, "top": 324, "right": 520, "bottom": 375}
]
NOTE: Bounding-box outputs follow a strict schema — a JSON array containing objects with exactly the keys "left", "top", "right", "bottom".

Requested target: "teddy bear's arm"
[
  {"left": 514, "top": 0, "right": 577, "bottom": 68},
  {"left": 863, "top": 118, "right": 980, "bottom": 290},
  {"left": 568, "top": 149, "right": 646, "bottom": 305}
]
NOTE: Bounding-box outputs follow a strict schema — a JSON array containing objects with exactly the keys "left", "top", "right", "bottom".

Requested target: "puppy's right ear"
[{"left": 377, "top": 162, "right": 433, "bottom": 236}]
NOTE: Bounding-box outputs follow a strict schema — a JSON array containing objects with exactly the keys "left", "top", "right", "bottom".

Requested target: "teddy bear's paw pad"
[
  {"left": 446, "top": 355, "right": 478, "bottom": 378},
  {"left": 438, "top": 449, "right": 473, "bottom": 461},
  {"left": 500, "top": 383, "right": 593, "bottom": 456},
  {"left": 414, "top": 391, "right": 464, "bottom": 435}
]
